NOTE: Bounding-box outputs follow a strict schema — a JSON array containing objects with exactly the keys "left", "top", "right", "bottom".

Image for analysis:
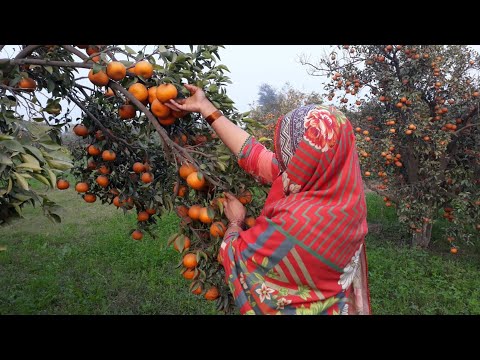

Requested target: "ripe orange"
[
  {"left": 183, "top": 268, "right": 197, "bottom": 280},
  {"left": 176, "top": 205, "right": 190, "bottom": 218},
  {"left": 86, "top": 45, "right": 99, "bottom": 56},
  {"left": 75, "top": 182, "right": 89, "bottom": 193},
  {"left": 73, "top": 124, "right": 89, "bottom": 137},
  {"left": 210, "top": 221, "right": 227, "bottom": 237},
  {"left": 141, "top": 172, "right": 153, "bottom": 184},
  {"left": 364, "top": 171, "right": 371, "bottom": 177},
  {"left": 183, "top": 253, "right": 198, "bottom": 269},
  {"left": 405, "top": 129, "right": 413, "bottom": 135},
  {"left": 95, "top": 130, "right": 105, "bottom": 141},
  {"left": 191, "top": 285, "right": 202, "bottom": 295},
  {"left": 128, "top": 83, "right": 148, "bottom": 102},
  {"left": 174, "top": 236, "right": 191, "bottom": 252},
  {"left": 147, "top": 86, "right": 158, "bottom": 104},
  {"left": 199, "top": 207, "right": 215, "bottom": 224},
  {"left": 56, "top": 179, "right": 70, "bottom": 190},
  {"left": 355, "top": 127, "right": 361, "bottom": 133},
  {"left": 137, "top": 211, "right": 149, "bottom": 222},
  {"left": 245, "top": 216, "right": 256, "bottom": 228},
  {"left": 211, "top": 197, "right": 227, "bottom": 210},
  {"left": 179, "top": 163, "right": 197, "bottom": 179},
  {"left": 187, "top": 172, "right": 206, "bottom": 190},
  {"left": 105, "top": 88, "right": 114, "bottom": 97},
  {"left": 102, "top": 150, "right": 116, "bottom": 162},
  {"left": 173, "top": 183, "right": 188, "bottom": 197},
  {"left": 151, "top": 99, "right": 171, "bottom": 118},
  {"left": 188, "top": 205, "right": 202, "bottom": 220},
  {"left": 98, "top": 165, "right": 110, "bottom": 175},
  {"left": 238, "top": 190, "right": 253, "bottom": 205},
  {"left": 172, "top": 110, "right": 188, "bottom": 118},
  {"left": 87, "top": 160, "right": 97, "bottom": 171},
  {"left": 146, "top": 208, "right": 156, "bottom": 215},
  {"left": 88, "top": 69, "right": 109, "bottom": 87},
  {"left": 119, "top": 104, "right": 136, "bottom": 120},
  {"left": 204, "top": 287, "right": 219, "bottom": 301},
  {"left": 106, "top": 61, "right": 126, "bottom": 81},
  {"left": 362, "top": 130, "right": 369, "bottom": 136},
  {"left": 158, "top": 116, "right": 176, "bottom": 126},
  {"left": 83, "top": 193, "right": 96, "bottom": 203},
  {"left": 156, "top": 83, "right": 178, "bottom": 103},
  {"left": 18, "top": 77, "right": 36, "bottom": 91},
  {"left": 96, "top": 175, "right": 109, "bottom": 187},
  {"left": 450, "top": 247, "right": 458, "bottom": 254},
  {"left": 134, "top": 61, "right": 154, "bottom": 79},
  {"left": 132, "top": 230, "right": 143, "bottom": 241},
  {"left": 113, "top": 196, "right": 124, "bottom": 207},
  {"left": 133, "top": 162, "right": 146, "bottom": 173}
]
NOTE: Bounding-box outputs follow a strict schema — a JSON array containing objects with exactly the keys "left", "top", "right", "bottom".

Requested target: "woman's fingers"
[
  {"left": 223, "top": 192, "right": 236, "bottom": 201},
  {"left": 169, "top": 99, "right": 186, "bottom": 110},
  {"left": 164, "top": 102, "right": 180, "bottom": 111},
  {"left": 184, "top": 83, "right": 199, "bottom": 94}
]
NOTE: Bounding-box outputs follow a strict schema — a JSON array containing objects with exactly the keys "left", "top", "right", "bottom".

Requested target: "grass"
[
  {"left": 1, "top": 187, "right": 479, "bottom": 314},
  {"left": 0, "top": 184, "right": 217, "bottom": 315}
]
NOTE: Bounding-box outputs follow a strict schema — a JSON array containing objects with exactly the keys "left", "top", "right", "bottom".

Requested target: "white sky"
[{"left": 2, "top": 45, "right": 479, "bottom": 117}]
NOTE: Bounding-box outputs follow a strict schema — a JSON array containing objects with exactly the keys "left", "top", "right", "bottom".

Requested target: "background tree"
[{"left": 301, "top": 45, "right": 480, "bottom": 248}]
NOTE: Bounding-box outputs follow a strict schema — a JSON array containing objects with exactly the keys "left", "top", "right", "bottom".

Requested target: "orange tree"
[
  {"left": 0, "top": 45, "right": 267, "bottom": 313},
  {"left": 302, "top": 45, "right": 480, "bottom": 249}
]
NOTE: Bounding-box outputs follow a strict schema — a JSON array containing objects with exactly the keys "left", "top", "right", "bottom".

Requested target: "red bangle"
[{"left": 205, "top": 110, "right": 222, "bottom": 125}]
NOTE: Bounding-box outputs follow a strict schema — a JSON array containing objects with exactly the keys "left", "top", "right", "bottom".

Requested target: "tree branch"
[
  {"left": 14, "top": 45, "right": 42, "bottom": 59},
  {"left": 10, "top": 58, "right": 94, "bottom": 69}
]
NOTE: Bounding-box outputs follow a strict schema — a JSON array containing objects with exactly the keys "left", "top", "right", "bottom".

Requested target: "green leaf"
[
  {"left": 216, "top": 161, "right": 226, "bottom": 172},
  {"left": 44, "top": 65, "right": 53, "bottom": 74},
  {"left": 0, "top": 245, "right": 7, "bottom": 252},
  {"left": 46, "top": 168, "right": 56, "bottom": 187},
  {"left": 24, "top": 145, "right": 45, "bottom": 163},
  {"left": 32, "top": 173, "right": 51, "bottom": 186},
  {"left": 0, "top": 153, "right": 13, "bottom": 165},
  {"left": 167, "top": 233, "right": 180, "bottom": 246},
  {"left": 49, "top": 213, "right": 62, "bottom": 224},
  {"left": 13, "top": 172, "right": 29, "bottom": 190},
  {"left": 0, "top": 139, "right": 25, "bottom": 153},
  {"left": 125, "top": 46, "right": 137, "bottom": 55},
  {"left": 46, "top": 159, "right": 73, "bottom": 171}
]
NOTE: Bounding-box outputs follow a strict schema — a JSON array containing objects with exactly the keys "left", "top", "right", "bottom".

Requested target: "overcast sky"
[{"left": 2, "top": 45, "right": 479, "bottom": 116}]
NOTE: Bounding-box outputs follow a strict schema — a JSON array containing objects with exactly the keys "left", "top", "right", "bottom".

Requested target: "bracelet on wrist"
[
  {"left": 205, "top": 110, "right": 222, "bottom": 126},
  {"left": 228, "top": 219, "right": 245, "bottom": 230}
]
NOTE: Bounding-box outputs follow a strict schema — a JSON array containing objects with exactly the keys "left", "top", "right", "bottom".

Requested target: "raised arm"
[
  {"left": 167, "top": 84, "right": 250, "bottom": 155},
  {"left": 167, "top": 84, "right": 281, "bottom": 184}
]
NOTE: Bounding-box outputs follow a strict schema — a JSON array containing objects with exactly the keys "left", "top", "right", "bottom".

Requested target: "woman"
[{"left": 167, "top": 84, "right": 371, "bottom": 315}]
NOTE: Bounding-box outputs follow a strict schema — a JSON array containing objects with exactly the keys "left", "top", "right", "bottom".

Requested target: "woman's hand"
[
  {"left": 166, "top": 84, "right": 212, "bottom": 114},
  {"left": 224, "top": 192, "right": 246, "bottom": 223}
]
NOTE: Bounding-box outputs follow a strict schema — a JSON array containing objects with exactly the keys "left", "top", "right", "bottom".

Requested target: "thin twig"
[{"left": 15, "top": 45, "right": 42, "bottom": 59}]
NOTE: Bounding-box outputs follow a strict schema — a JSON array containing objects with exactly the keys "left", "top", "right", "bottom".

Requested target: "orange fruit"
[
  {"left": 75, "top": 182, "right": 89, "bottom": 193},
  {"left": 156, "top": 83, "right": 178, "bottom": 103},
  {"left": 106, "top": 61, "right": 126, "bottom": 81},
  {"left": 199, "top": 207, "right": 215, "bottom": 224},
  {"left": 141, "top": 172, "right": 153, "bottom": 184},
  {"left": 238, "top": 190, "right": 253, "bottom": 205},
  {"left": 137, "top": 211, "right": 149, "bottom": 222},
  {"left": 56, "top": 179, "right": 70, "bottom": 190},
  {"left": 128, "top": 83, "right": 148, "bottom": 102},
  {"left": 450, "top": 247, "right": 458, "bottom": 254},
  {"left": 245, "top": 216, "right": 256, "bottom": 228},
  {"left": 73, "top": 124, "right": 89, "bottom": 137},
  {"left": 102, "top": 150, "right": 116, "bottom": 161},
  {"left": 183, "top": 253, "right": 198, "bottom": 268},
  {"left": 132, "top": 230, "right": 143, "bottom": 241},
  {"left": 210, "top": 222, "right": 227, "bottom": 237},
  {"left": 134, "top": 61, "right": 154, "bottom": 79},
  {"left": 204, "top": 287, "right": 219, "bottom": 301},
  {"left": 95, "top": 130, "right": 105, "bottom": 140},
  {"left": 87, "top": 160, "right": 97, "bottom": 171},
  {"left": 18, "top": 77, "right": 36, "bottom": 91},
  {"left": 151, "top": 99, "right": 171, "bottom": 118},
  {"left": 98, "top": 165, "right": 110, "bottom": 175},
  {"left": 158, "top": 116, "right": 175, "bottom": 126},
  {"left": 88, "top": 69, "right": 109, "bottom": 86},
  {"left": 83, "top": 193, "right": 96, "bottom": 203},
  {"left": 176, "top": 205, "right": 190, "bottom": 218},
  {"left": 183, "top": 268, "right": 197, "bottom": 280},
  {"left": 179, "top": 163, "right": 197, "bottom": 179},
  {"left": 147, "top": 86, "right": 158, "bottom": 104},
  {"left": 105, "top": 88, "right": 114, "bottom": 97},
  {"left": 146, "top": 208, "right": 156, "bottom": 215},
  {"left": 96, "top": 175, "right": 109, "bottom": 187},
  {"left": 173, "top": 183, "right": 188, "bottom": 197},
  {"left": 119, "top": 104, "right": 136, "bottom": 120},
  {"left": 133, "top": 162, "right": 146, "bottom": 173},
  {"left": 211, "top": 197, "right": 227, "bottom": 210},
  {"left": 86, "top": 45, "right": 99, "bottom": 56},
  {"left": 188, "top": 205, "right": 202, "bottom": 220},
  {"left": 172, "top": 110, "right": 188, "bottom": 118},
  {"left": 174, "top": 236, "right": 191, "bottom": 252},
  {"left": 191, "top": 285, "right": 202, "bottom": 295},
  {"left": 186, "top": 171, "right": 206, "bottom": 190}
]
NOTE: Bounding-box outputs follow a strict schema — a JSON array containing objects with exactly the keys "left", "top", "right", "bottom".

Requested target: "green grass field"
[{"left": 1, "top": 188, "right": 479, "bottom": 314}]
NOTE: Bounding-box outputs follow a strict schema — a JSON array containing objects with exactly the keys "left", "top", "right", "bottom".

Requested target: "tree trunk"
[{"left": 412, "top": 222, "right": 433, "bottom": 248}]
